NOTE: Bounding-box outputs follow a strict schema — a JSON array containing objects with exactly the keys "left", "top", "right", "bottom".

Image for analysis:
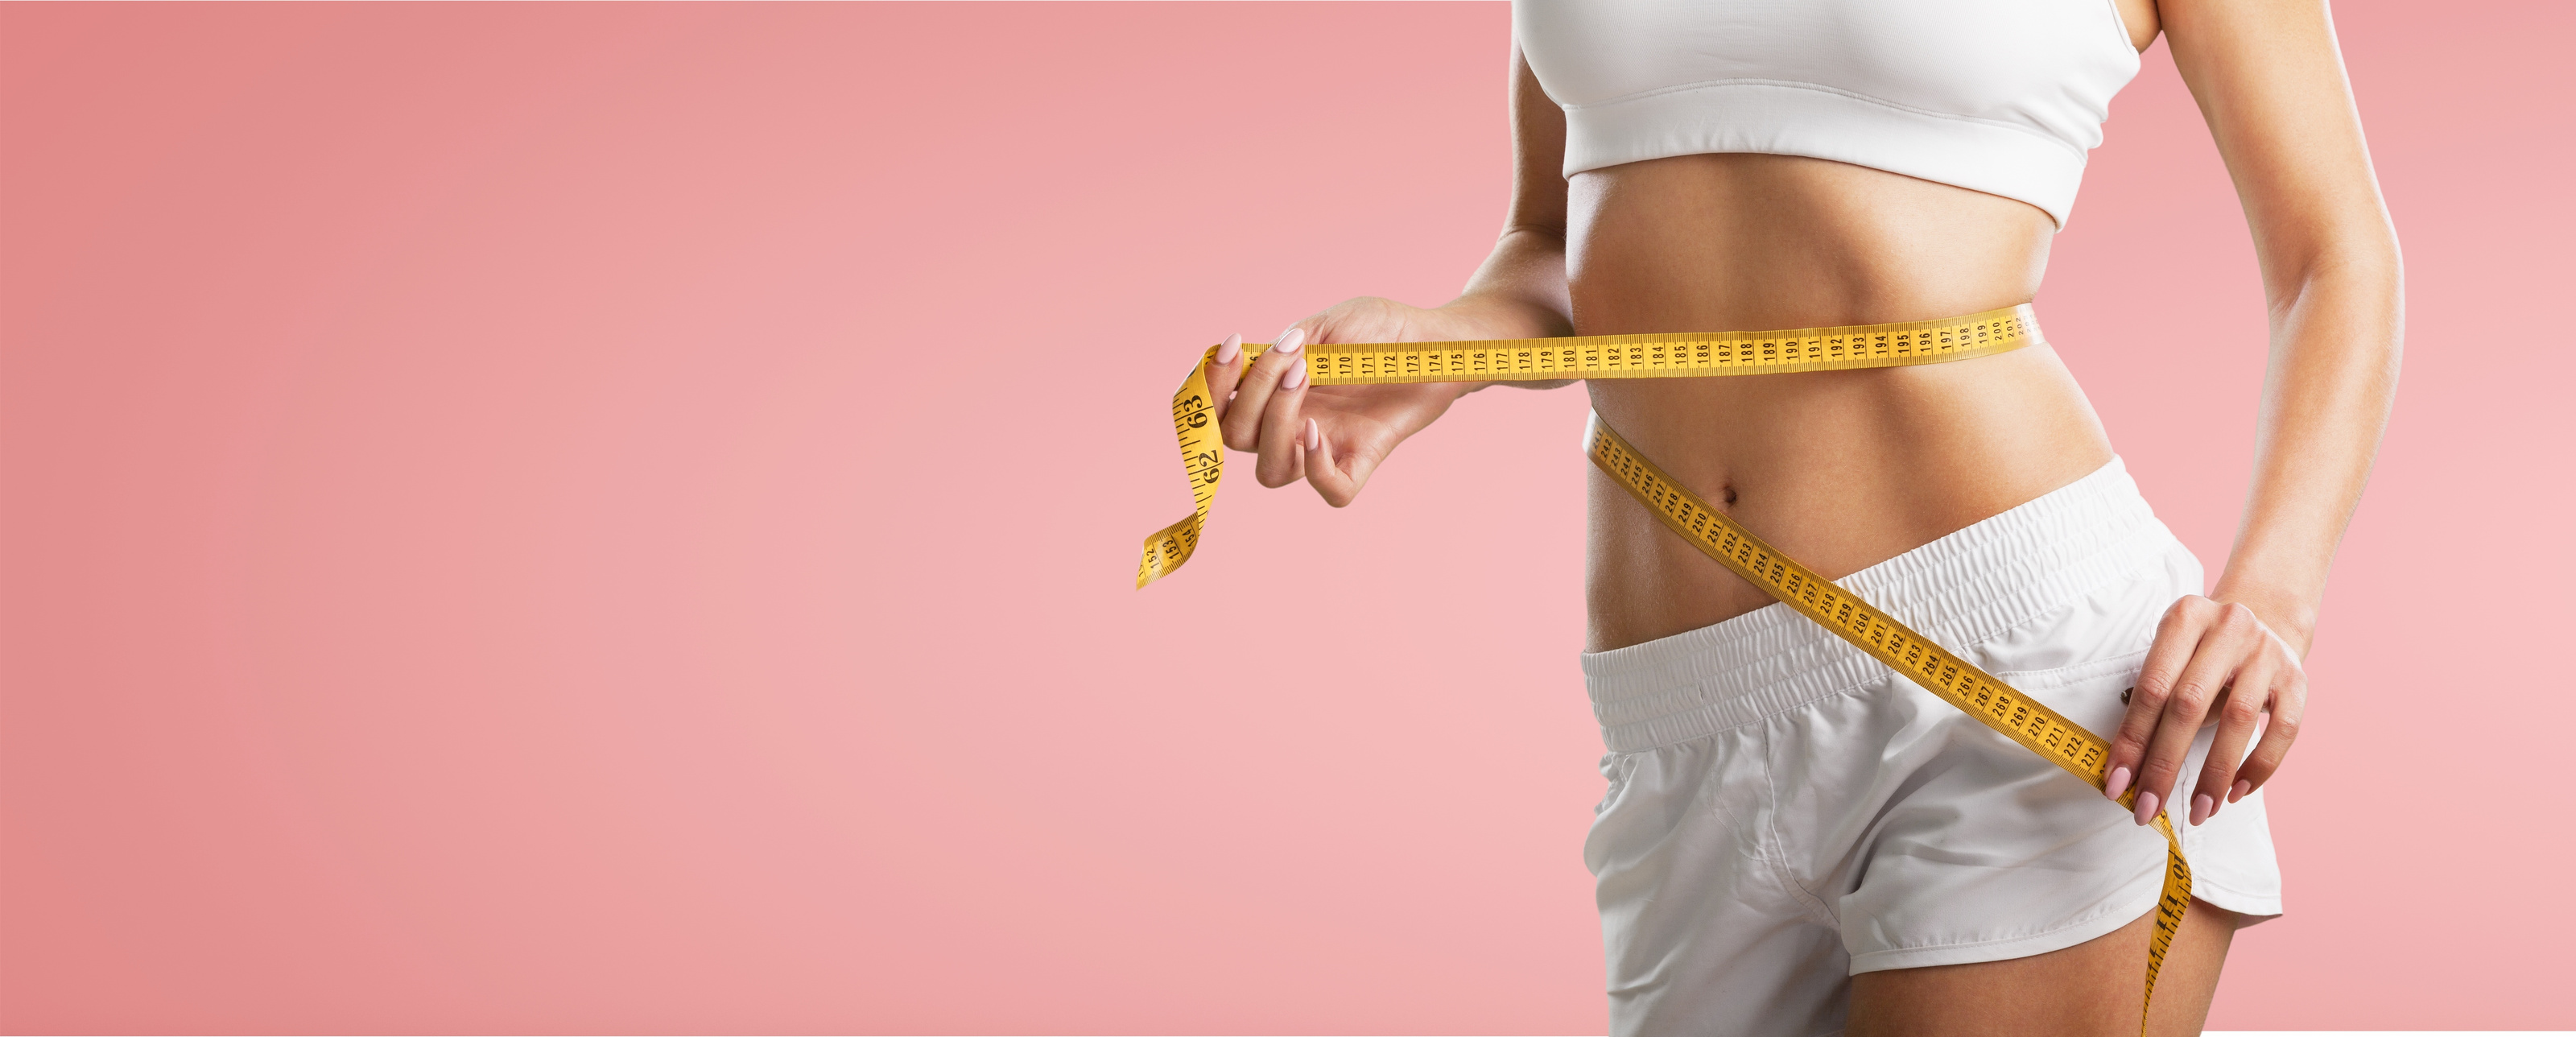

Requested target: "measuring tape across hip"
[
  {"left": 1133, "top": 303, "right": 2190, "bottom": 1030},
  {"left": 1585, "top": 413, "right": 2190, "bottom": 1029}
]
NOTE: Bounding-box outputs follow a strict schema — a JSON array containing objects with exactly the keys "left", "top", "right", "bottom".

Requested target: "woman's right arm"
[{"left": 1207, "top": 45, "right": 1575, "bottom": 508}]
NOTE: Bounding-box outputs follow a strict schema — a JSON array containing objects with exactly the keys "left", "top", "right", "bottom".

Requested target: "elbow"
[
  {"left": 2265, "top": 213, "right": 2401, "bottom": 318},
  {"left": 2266, "top": 223, "right": 2405, "bottom": 386},
  {"left": 1499, "top": 221, "right": 1568, "bottom": 249}
]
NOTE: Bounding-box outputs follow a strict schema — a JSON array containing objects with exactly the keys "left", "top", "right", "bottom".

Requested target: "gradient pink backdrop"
[{"left": 2, "top": 2, "right": 2569, "bottom": 1032}]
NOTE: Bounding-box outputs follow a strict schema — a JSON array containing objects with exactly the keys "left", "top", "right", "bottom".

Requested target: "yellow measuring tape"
[
  {"left": 1134, "top": 304, "right": 2190, "bottom": 1027},
  {"left": 1585, "top": 414, "right": 2190, "bottom": 1027},
  {"left": 1138, "top": 306, "right": 2044, "bottom": 588}
]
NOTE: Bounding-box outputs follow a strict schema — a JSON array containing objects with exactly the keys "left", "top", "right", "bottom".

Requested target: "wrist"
[
  {"left": 1414, "top": 296, "right": 1580, "bottom": 396},
  {"left": 1434, "top": 292, "right": 1574, "bottom": 341},
  {"left": 2206, "top": 581, "right": 2319, "bottom": 657}
]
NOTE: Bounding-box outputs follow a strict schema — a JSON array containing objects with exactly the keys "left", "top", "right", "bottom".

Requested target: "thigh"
[{"left": 1844, "top": 898, "right": 2241, "bottom": 1037}]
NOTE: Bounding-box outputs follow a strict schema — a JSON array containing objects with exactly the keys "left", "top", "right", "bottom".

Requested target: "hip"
[{"left": 1579, "top": 465, "right": 2281, "bottom": 1028}]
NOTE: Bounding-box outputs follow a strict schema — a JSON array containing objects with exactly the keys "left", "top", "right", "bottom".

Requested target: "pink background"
[{"left": 2, "top": 2, "right": 2569, "bottom": 1032}]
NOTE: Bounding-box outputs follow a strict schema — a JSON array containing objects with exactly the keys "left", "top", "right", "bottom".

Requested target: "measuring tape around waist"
[
  {"left": 1137, "top": 304, "right": 2042, "bottom": 589},
  {"left": 1132, "top": 303, "right": 2189, "bottom": 1029}
]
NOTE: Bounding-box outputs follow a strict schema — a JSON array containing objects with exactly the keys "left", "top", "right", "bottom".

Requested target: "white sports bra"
[{"left": 1514, "top": 0, "right": 2142, "bottom": 227}]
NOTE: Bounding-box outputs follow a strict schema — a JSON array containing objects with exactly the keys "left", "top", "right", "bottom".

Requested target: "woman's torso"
[
  {"left": 1532, "top": 0, "right": 2161, "bottom": 652},
  {"left": 1573, "top": 155, "right": 2113, "bottom": 651}
]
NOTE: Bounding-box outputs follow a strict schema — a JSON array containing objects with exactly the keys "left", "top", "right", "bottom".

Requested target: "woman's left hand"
[{"left": 2103, "top": 595, "right": 2309, "bottom": 828}]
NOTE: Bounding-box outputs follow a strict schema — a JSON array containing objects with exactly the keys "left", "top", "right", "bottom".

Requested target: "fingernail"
[
  {"left": 1216, "top": 333, "right": 1241, "bottom": 365},
  {"left": 2132, "top": 790, "right": 2160, "bottom": 826},
  {"left": 1304, "top": 418, "right": 1320, "bottom": 451},
  {"left": 1274, "top": 327, "right": 1305, "bottom": 353},
  {"left": 2229, "top": 779, "right": 2252, "bottom": 804},
  {"left": 1281, "top": 357, "right": 1307, "bottom": 390},
  {"left": 2190, "top": 792, "right": 2214, "bottom": 826},
  {"left": 2103, "top": 766, "right": 2132, "bottom": 801}
]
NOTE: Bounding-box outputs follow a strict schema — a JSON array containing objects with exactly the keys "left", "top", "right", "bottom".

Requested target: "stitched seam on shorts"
[
  {"left": 1596, "top": 650, "right": 1897, "bottom": 751},
  {"left": 1758, "top": 718, "right": 1844, "bottom": 929},
  {"left": 1593, "top": 510, "right": 2184, "bottom": 752},
  {"left": 2189, "top": 878, "right": 2285, "bottom": 916},
  {"left": 1942, "top": 532, "right": 2175, "bottom": 653},
  {"left": 1852, "top": 878, "right": 2159, "bottom": 961},
  {"left": 1993, "top": 649, "right": 2153, "bottom": 689},
  {"left": 1618, "top": 538, "right": 2175, "bottom": 747}
]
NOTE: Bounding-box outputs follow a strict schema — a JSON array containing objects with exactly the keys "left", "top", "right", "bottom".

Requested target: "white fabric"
[
  {"left": 1580, "top": 457, "right": 2281, "bottom": 1036},
  {"left": 1514, "top": 0, "right": 2143, "bottom": 227}
]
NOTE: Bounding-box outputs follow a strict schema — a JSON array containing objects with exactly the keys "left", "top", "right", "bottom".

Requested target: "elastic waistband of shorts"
[{"left": 1581, "top": 457, "right": 2181, "bottom": 753}]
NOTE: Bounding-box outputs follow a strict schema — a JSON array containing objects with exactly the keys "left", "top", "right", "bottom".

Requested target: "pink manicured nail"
[
  {"left": 2190, "top": 793, "right": 2214, "bottom": 826},
  {"left": 2132, "top": 790, "right": 2159, "bottom": 826},
  {"left": 1216, "top": 333, "right": 1242, "bottom": 365},
  {"left": 2229, "top": 779, "right": 2252, "bottom": 804},
  {"left": 1281, "top": 357, "right": 1307, "bottom": 390},
  {"left": 1304, "top": 418, "right": 1320, "bottom": 451},
  {"left": 1274, "top": 327, "right": 1305, "bottom": 353},
  {"left": 2103, "top": 766, "right": 2132, "bottom": 801}
]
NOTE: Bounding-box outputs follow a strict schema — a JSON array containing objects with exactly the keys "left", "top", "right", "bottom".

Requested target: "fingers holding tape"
[
  {"left": 1205, "top": 333, "right": 1245, "bottom": 426},
  {"left": 1220, "top": 327, "right": 1304, "bottom": 452},
  {"left": 1254, "top": 364, "right": 1309, "bottom": 488}
]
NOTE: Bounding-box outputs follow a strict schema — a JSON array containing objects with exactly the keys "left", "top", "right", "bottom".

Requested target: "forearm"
[
  {"left": 2210, "top": 247, "right": 2402, "bottom": 655},
  {"left": 1422, "top": 225, "right": 1578, "bottom": 395},
  {"left": 1443, "top": 225, "right": 1575, "bottom": 340}
]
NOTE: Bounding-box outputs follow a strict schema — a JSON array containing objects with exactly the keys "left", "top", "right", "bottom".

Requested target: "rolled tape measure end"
[{"left": 1136, "top": 514, "right": 1199, "bottom": 589}]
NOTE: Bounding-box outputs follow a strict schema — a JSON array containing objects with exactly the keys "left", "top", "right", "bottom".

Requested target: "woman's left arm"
[{"left": 2101, "top": 0, "right": 2403, "bottom": 828}]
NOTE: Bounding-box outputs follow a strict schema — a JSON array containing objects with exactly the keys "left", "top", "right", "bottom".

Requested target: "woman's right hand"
[{"left": 1206, "top": 295, "right": 1502, "bottom": 508}]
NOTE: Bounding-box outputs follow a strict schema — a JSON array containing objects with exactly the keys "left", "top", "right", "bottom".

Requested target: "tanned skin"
[{"left": 1201, "top": 0, "right": 2399, "bottom": 1031}]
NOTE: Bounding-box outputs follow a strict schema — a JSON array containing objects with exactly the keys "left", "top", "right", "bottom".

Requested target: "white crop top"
[{"left": 1514, "top": 0, "right": 2142, "bottom": 227}]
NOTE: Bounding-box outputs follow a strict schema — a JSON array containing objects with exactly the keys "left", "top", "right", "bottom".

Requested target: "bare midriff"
[{"left": 1577, "top": 153, "right": 2116, "bottom": 653}]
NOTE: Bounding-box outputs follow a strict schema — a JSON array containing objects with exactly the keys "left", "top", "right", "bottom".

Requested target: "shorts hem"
[
  {"left": 2194, "top": 882, "right": 2285, "bottom": 927},
  {"left": 1843, "top": 879, "right": 2165, "bottom": 975}
]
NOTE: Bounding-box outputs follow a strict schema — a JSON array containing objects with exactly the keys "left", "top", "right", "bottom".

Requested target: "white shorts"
[{"left": 1579, "top": 457, "right": 2283, "bottom": 1037}]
